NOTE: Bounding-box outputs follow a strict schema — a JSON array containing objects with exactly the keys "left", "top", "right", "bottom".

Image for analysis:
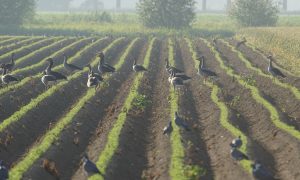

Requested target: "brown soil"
[
  {"left": 0, "top": 38, "right": 127, "bottom": 168},
  {"left": 216, "top": 40, "right": 300, "bottom": 130},
  {"left": 206, "top": 39, "right": 300, "bottom": 180},
  {"left": 0, "top": 37, "right": 45, "bottom": 56},
  {"left": 22, "top": 39, "right": 145, "bottom": 180}
]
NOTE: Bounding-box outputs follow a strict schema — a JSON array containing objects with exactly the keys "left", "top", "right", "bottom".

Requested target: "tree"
[
  {"left": 0, "top": 0, "right": 35, "bottom": 25},
  {"left": 229, "top": 0, "right": 279, "bottom": 27},
  {"left": 137, "top": 0, "right": 196, "bottom": 28},
  {"left": 37, "top": 0, "right": 73, "bottom": 11}
]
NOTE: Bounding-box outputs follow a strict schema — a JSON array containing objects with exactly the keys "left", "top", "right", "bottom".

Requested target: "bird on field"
[
  {"left": 0, "top": 160, "right": 9, "bottom": 180},
  {"left": 41, "top": 70, "right": 57, "bottom": 89},
  {"left": 163, "top": 121, "right": 173, "bottom": 136},
  {"left": 82, "top": 154, "right": 102, "bottom": 176},
  {"left": 213, "top": 37, "right": 218, "bottom": 46},
  {"left": 45, "top": 58, "right": 67, "bottom": 80},
  {"left": 0, "top": 53, "right": 15, "bottom": 73},
  {"left": 168, "top": 71, "right": 191, "bottom": 84},
  {"left": 97, "top": 52, "right": 115, "bottom": 74},
  {"left": 85, "top": 64, "right": 103, "bottom": 82},
  {"left": 267, "top": 55, "right": 286, "bottom": 78},
  {"left": 133, "top": 60, "right": 147, "bottom": 72},
  {"left": 230, "top": 147, "right": 249, "bottom": 161},
  {"left": 197, "top": 56, "right": 217, "bottom": 82},
  {"left": 251, "top": 161, "right": 274, "bottom": 180},
  {"left": 230, "top": 136, "right": 243, "bottom": 148},
  {"left": 63, "top": 54, "right": 82, "bottom": 72},
  {"left": 174, "top": 112, "right": 190, "bottom": 131},
  {"left": 165, "top": 58, "right": 184, "bottom": 75},
  {"left": 1, "top": 68, "right": 18, "bottom": 85},
  {"left": 169, "top": 71, "right": 184, "bottom": 90},
  {"left": 236, "top": 37, "right": 247, "bottom": 49}
]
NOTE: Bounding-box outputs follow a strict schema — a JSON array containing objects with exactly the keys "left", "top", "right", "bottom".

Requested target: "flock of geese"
[{"left": 0, "top": 38, "right": 284, "bottom": 179}]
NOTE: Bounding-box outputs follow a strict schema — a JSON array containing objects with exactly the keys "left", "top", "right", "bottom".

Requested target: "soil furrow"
[
  {"left": 0, "top": 38, "right": 112, "bottom": 124},
  {"left": 178, "top": 39, "right": 249, "bottom": 180},
  {"left": 103, "top": 39, "right": 164, "bottom": 180},
  {"left": 0, "top": 38, "right": 126, "bottom": 168},
  {"left": 228, "top": 39, "right": 300, "bottom": 89},
  {"left": 201, "top": 39, "right": 300, "bottom": 180},
  {"left": 0, "top": 37, "right": 28, "bottom": 47},
  {"left": 0, "top": 37, "right": 45, "bottom": 55},
  {"left": 216, "top": 40, "right": 300, "bottom": 130},
  {"left": 22, "top": 39, "right": 145, "bottom": 180}
]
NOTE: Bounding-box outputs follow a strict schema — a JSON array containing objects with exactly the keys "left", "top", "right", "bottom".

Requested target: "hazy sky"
[{"left": 71, "top": 0, "right": 300, "bottom": 11}]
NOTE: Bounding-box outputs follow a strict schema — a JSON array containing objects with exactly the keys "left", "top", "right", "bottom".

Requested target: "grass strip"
[
  {"left": 8, "top": 37, "right": 127, "bottom": 180},
  {"left": 0, "top": 36, "right": 28, "bottom": 46},
  {"left": 167, "top": 38, "right": 191, "bottom": 180},
  {"left": 14, "top": 37, "right": 64, "bottom": 66},
  {"left": 222, "top": 40, "right": 300, "bottom": 101},
  {"left": 0, "top": 37, "right": 47, "bottom": 61},
  {"left": 89, "top": 37, "right": 153, "bottom": 180},
  {"left": 185, "top": 37, "right": 252, "bottom": 173},
  {"left": 202, "top": 38, "right": 300, "bottom": 140},
  {"left": 0, "top": 36, "right": 44, "bottom": 52},
  {"left": 0, "top": 37, "right": 115, "bottom": 133},
  {"left": 0, "top": 38, "right": 75, "bottom": 96}
]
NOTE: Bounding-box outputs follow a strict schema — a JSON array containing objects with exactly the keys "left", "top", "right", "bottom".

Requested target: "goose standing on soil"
[
  {"left": 230, "top": 147, "right": 249, "bottom": 161},
  {"left": 236, "top": 37, "right": 247, "bottom": 49},
  {"left": 267, "top": 55, "right": 286, "bottom": 78},
  {"left": 168, "top": 71, "right": 191, "bottom": 84},
  {"left": 85, "top": 64, "right": 103, "bottom": 82},
  {"left": 0, "top": 53, "right": 15, "bottom": 72},
  {"left": 1, "top": 68, "right": 18, "bottom": 85},
  {"left": 82, "top": 155, "right": 101, "bottom": 176},
  {"left": 163, "top": 121, "right": 173, "bottom": 136},
  {"left": 170, "top": 71, "right": 184, "bottom": 90},
  {"left": 97, "top": 52, "right": 115, "bottom": 74},
  {"left": 41, "top": 71, "right": 57, "bottom": 89},
  {"left": 133, "top": 60, "right": 147, "bottom": 72},
  {"left": 63, "top": 54, "right": 82, "bottom": 72},
  {"left": 165, "top": 58, "right": 184, "bottom": 75},
  {"left": 45, "top": 58, "right": 67, "bottom": 80},
  {"left": 230, "top": 136, "right": 243, "bottom": 148},
  {"left": 174, "top": 112, "right": 190, "bottom": 131},
  {"left": 251, "top": 161, "right": 274, "bottom": 180},
  {"left": 0, "top": 160, "right": 9, "bottom": 180},
  {"left": 198, "top": 56, "right": 217, "bottom": 82}
]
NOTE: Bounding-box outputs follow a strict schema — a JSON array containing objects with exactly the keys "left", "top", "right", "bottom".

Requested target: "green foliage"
[
  {"left": 184, "top": 165, "right": 206, "bottom": 179},
  {"left": 137, "top": 0, "right": 196, "bottom": 28},
  {"left": 0, "top": 0, "right": 35, "bottom": 25},
  {"left": 229, "top": 0, "right": 279, "bottom": 27},
  {"left": 132, "top": 94, "right": 151, "bottom": 111}
]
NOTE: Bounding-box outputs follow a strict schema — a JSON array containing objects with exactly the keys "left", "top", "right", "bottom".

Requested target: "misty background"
[{"left": 37, "top": 0, "right": 300, "bottom": 12}]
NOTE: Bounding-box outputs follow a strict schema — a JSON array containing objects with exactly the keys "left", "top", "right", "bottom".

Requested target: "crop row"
[
  {"left": 202, "top": 38, "right": 300, "bottom": 140},
  {"left": 185, "top": 38, "right": 252, "bottom": 173},
  {"left": 0, "top": 37, "right": 83, "bottom": 97},
  {"left": 90, "top": 37, "right": 152, "bottom": 180},
  {"left": 221, "top": 40, "right": 300, "bottom": 101},
  {"left": 0, "top": 37, "right": 111, "bottom": 133},
  {"left": 8, "top": 37, "right": 125, "bottom": 179},
  {"left": 0, "top": 36, "right": 28, "bottom": 46},
  {"left": 0, "top": 37, "right": 50, "bottom": 62}
]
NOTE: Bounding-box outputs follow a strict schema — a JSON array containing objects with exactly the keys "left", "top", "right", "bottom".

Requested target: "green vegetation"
[
  {"left": 168, "top": 39, "right": 205, "bottom": 179},
  {"left": 0, "top": 37, "right": 52, "bottom": 61},
  {"left": 89, "top": 37, "right": 150, "bottom": 180},
  {"left": 0, "top": 0, "right": 35, "bottom": 25},
  {"left": 203, "top": 38, "right": 300, "bottom": 141},
  {"left": 237, "top": 28, "right": 300, "bottom": 76},
  {"left": 0, "top": 36, "right": 42, "bottom": 51},
  {"left": 137, "top": 0, "right": 196, "bottom": 28},
  {"left": 229, "top": 0, "right": 279, "bottom": 27},
  {"left": 132, "top": 94, "right": 151, "bottom": 111},
  {"left": 185, "top": 38, "right": 252, "bottom": 173},
  {"left": 8, "top": 37, "right": 124, "bottom": 179},
  {"left": 222, "top": 40, "right": 300, "bottom": 100},
  {"left": 0, "top": 37, "right": 115, "bottom": 133}
]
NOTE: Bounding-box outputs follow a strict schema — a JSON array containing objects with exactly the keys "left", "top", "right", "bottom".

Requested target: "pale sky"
[{"left": 71, "top": 0, "right": 300, "bottom": 11}]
